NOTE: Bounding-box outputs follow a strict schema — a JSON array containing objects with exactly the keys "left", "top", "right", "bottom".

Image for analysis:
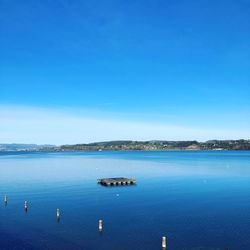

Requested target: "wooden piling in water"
[
  {"left": 162, "top": 236, "right": 166, "bottom": 249},
  {"left": 24, "top": 201, "right": 28, "bottom": 211},
  {"left": 99, "top": 219, "right": 103, "bottom": 232},
  {"left": 4, "top": 195, "right": 8, "bottom": 204},
  {"left": 56, "top": 208, "right": 60, "bottom": 220}
]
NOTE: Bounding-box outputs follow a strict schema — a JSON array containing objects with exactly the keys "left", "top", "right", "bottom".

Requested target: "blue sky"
[{"left": 0, "top": 0, "right": 249, "bottom": 144}]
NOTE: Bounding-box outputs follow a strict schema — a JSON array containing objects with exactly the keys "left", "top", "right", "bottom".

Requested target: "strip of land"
[
  {"left": 58, "top": 140, "right": 250, "bottom": 151},
  {"left": 2, "top": 140, "right": 249, "bottom": 152}
]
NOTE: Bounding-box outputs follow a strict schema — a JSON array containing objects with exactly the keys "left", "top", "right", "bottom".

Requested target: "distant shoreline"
[
  {"left": 1, "top": 140, "right": 250, "bottom": 152},
  {"left": 1, "top": 149, "right": 250, "bottom": 154}
]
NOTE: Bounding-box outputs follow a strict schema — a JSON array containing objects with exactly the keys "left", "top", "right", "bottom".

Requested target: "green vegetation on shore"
[
  {"left": 58, "top": 140, "right": 250, "bottom": 151},
  {"left": 1, "top": 140, "right": 250, "bottom": 152}
]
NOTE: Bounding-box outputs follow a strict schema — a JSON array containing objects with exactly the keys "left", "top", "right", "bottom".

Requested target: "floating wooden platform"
[{"left": 97, "top": 177, "right": 136, "bottom": 186}]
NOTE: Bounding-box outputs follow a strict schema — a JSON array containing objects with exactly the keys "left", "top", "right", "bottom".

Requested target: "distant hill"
[
  {"left": 59, "top": 140, "right": 250, "bottom": 151},
  {"left": 0, "top": 144, "right": 55, "bottom": 151},
  {"left": 1, "top": 140, "right": 250, "bottom": 152}
]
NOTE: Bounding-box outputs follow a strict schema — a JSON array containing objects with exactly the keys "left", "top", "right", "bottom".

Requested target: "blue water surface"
[{"left": 0, "top": 151, "right": 250, "bottom": 250}]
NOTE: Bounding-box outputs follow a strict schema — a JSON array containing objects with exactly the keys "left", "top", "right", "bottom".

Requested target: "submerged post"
[
  {"left": 56, "top": 208, "right": 60, "bottom": 221},
  {"left": 99, "top": 219, "right": 103, "bottom": 232},
  {"left": 24, "top": 201, "right": 28, "bottom": 211},
  {"left": 162, "top": 236, "right": 167, "bottom": 249},
  {"left": 4, "top": 195, "right": 8, "bottom": 205}
]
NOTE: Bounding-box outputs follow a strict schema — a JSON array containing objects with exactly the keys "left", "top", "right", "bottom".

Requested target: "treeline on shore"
[{"left": 57, "top": 140, "right": 250, "bottom": 151}]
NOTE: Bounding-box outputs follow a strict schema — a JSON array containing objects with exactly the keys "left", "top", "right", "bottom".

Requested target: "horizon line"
[{"left": 1, "top": 138, "right": 250, "bottom": 147}]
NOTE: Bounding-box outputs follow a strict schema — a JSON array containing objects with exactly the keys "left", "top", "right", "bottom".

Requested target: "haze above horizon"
[{"left": 0, "top": 0, "right": 249, "bottom": 144}]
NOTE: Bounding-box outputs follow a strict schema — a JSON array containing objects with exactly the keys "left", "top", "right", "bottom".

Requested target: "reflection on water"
[{"left": 0, "top": 151, "right": 250, "bottom": 250}]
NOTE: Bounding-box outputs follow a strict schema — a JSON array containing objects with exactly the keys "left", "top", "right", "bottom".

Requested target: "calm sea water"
[{"left": 0, "top": 151, "right": 250, "bottom": 250}]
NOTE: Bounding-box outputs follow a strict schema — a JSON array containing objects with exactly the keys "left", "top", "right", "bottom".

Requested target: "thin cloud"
[{"left": 0, "top": 105, "right": 249, "bottom": 145}]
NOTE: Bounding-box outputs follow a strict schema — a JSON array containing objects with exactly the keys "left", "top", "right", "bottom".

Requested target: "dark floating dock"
[{"left": 97, "top": 177, "right": 136, "bottom": 186}]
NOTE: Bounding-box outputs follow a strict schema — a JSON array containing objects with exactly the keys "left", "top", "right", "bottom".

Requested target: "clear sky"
[{"left": 0, "top": 0, "right": 249, "bottom": 144}]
